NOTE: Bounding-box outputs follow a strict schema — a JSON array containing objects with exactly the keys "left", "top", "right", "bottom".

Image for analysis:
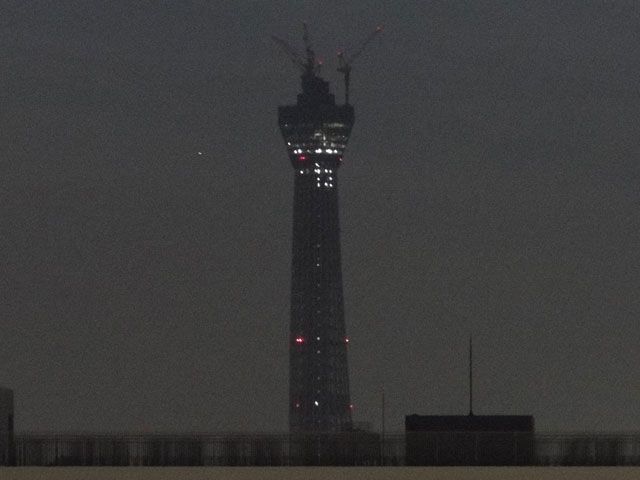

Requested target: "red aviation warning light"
[
  {"left": 295, "top": 336, "right": 305, "bottom": 344},
  {"left": 344, "top": 337, "right": 350, "bottom": 343},
  {"left": 299, "top": 155, "right": 306, "bottom": 161}
]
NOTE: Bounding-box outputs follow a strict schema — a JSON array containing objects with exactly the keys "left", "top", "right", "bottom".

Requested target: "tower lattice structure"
[{"left": 279, "top": 57, "right": 354, "bottom": 434}]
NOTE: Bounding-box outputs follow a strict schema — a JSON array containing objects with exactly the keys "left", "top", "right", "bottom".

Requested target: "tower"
[{"left": 278, "top": 40, "right": 354, "bottom": 434}]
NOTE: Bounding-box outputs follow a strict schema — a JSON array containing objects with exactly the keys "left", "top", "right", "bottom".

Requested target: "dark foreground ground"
[{"left": 1, "top": 467, "right": 640, "bottom": 480}]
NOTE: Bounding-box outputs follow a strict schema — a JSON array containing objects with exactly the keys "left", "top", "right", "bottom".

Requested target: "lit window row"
[
  {"left": 297, "top": 169, "right": 333, "bottom": 177},
  {"left": 292, "top": 147, "right": 344, "bottom": 155}
]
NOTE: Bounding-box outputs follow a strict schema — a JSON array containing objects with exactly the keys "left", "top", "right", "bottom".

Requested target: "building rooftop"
[{"left": 406, "top": 414, "right": 534, "bottom": 432}]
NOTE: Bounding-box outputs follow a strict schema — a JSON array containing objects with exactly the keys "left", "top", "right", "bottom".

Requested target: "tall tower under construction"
[{"left": 278, "top": 36, "right": 354, "bottom": 434}]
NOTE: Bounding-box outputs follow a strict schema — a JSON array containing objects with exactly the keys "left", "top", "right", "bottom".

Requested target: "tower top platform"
[{"left": 278, "top": 71, "right": 354, "bottom": 161}]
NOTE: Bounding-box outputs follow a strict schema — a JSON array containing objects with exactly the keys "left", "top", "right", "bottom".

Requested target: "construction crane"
[
  {"left": 271, "top": 23, "right": 322, "bottom": 76},
  {"left": 337, "top": 26, "right": 382, "bottom": 105}
]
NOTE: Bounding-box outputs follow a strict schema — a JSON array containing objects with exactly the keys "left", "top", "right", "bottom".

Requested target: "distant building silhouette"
[
  {"left": 404, "top": 338, "right": 535, "bottom": 465},
  {"left": 405, "top": 414, "right": 535, "bottom": 465},
  {"left": 0, "top": 386, "right": 14, "bottom": 466},
  {"left": 277, "top": 32, "right": 353, "bottom": 435}
]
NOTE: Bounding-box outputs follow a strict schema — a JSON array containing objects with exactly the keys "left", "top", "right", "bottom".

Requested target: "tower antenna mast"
[
  {"left": 337, "top": 26, "right": 382, "bottom": 105},
  {"left": 272, "top": 24, "right": 322, "bottom": 76}
]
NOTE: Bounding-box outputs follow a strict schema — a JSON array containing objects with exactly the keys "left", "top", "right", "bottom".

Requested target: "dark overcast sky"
[{"left": 1, "top": 0, "right": 639, "bottom": 433}]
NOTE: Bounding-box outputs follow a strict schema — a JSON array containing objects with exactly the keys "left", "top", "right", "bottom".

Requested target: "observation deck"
[{"left": 279, "top": 71, "right": 354, "bottom": 167}]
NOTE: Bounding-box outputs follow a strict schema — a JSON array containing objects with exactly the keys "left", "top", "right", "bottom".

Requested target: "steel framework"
[{"left": 278, "top": 38, "right": 354, "bottom": 435}]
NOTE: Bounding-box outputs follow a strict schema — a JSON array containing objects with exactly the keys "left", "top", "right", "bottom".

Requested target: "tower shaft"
[
  {"left": 289, "top": 159, "right": 350, "bottom": 433},
  {"left": 279, "top": 70, "right": 354, "bottom": 434}
]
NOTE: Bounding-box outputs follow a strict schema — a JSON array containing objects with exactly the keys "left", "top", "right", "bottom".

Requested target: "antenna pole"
[
  {"left": 381, "top": 387, "right": 385, "bottom": 466},
  {"left": 469, "top": 335, "right": 474, "bottom": 416},
  {"left": 336, "top": 26, "right": 382, "bottom": 105}
]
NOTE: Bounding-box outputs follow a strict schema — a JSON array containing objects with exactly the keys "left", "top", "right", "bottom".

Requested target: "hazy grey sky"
[{"left": 2, "top": 0, "right": 639, "bottom": 433}]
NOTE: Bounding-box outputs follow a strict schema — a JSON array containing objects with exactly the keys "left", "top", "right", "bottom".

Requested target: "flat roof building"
[
  {"left": 405, "top": 414, "right": 535, "bottom": 465},
  {"left": 0, "top": 386, "right": 14, "bottom": 466}
]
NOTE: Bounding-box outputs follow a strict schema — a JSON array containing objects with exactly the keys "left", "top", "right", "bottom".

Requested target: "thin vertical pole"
[
  {"left": 381, "top": 387, "right": 385, "bottom": 466},
  {"left": 469, "top": 335, "right": 474, "bottom": 416}
]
